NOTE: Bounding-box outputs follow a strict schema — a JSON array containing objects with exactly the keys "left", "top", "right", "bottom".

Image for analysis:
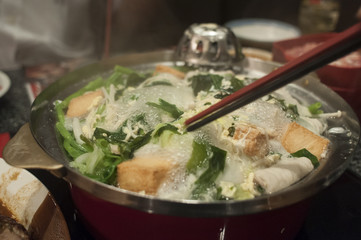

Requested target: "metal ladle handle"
[{"left": 3, "top": 123, "right": 66, "bottom": 178}]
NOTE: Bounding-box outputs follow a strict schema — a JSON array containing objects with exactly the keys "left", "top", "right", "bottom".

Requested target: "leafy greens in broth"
[{"left": 55, "top": 65, "right": 333, "bottom": 201}]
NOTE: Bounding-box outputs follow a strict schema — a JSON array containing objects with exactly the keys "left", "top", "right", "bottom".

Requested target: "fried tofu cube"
[
  {"left": 233, "top": 124, "right": 269, "bottom": 157},
  {"left": 153, "top": 65, "right": 185, "bottom": 79},
  {"left": 66, "top": 90, "right": 103, "bottom": 117},
  {"left": 117, "top": 156, "right": 173, "bottom": 195},
  {"left": 281, "top": 122, "right": 330, "bottom": 160}
]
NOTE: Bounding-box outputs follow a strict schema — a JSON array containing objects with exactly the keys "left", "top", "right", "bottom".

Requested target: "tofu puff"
[
  {"left": 117, "top": 156, "right": 174, "bottom": 195},
  {"left": 116, "top": 132, "right": 197, "bottom": 198},
  {"left": 66, "top": 90, "right": 104, "bottom": 117},
  {"left": 57, "top": 65, "right": 334, "bottom": 201}
]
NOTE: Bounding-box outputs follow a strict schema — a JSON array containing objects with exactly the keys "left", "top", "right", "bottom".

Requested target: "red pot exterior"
[{"left": 71, "top": 185, "right": 310, "bottom": 240}]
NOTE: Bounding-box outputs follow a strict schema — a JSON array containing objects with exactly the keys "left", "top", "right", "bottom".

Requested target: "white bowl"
[
  {"left": 0, "top": 71, "right": 10, "bottom": 98},
  {"left": 225, "top": 18, "right": 301, "bottom": 50}
]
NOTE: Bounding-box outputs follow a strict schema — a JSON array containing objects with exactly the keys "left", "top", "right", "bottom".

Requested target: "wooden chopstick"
[{"left": 185, "top": 22, "right": 361, "bottom": 131}]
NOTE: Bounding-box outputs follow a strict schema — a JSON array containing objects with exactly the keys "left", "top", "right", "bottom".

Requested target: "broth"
[{"left": 55, "top": 64, "right": 333, "bottom": 201}]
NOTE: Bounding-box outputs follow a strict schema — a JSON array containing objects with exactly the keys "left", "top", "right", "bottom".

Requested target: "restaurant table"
[{"left": 1, "top": 66, "right": 361, "bottom": 240}]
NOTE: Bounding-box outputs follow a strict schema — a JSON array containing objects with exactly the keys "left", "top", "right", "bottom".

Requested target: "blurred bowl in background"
[
  {"left": 272, "top": 32, "right": 361, "bottom": 121},
  {"left": 225, "top": 18, "right": 301, "bottom": 50},
  {"left": 0, "top": 71, "right": 11, "bottom": 98}
]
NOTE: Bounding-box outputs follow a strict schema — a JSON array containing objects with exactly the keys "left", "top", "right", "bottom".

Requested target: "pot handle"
[{"left": 3, "top": 123, "right": 66, "bottom": 177}]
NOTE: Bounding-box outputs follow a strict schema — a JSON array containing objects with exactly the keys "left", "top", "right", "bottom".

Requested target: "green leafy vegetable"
[
  {"left": 229, "top": 76, "right": 245, "bottom": 92},
  {"left": 69, "top": 143, "right": 123, "bottom": 185},
  {"left": 118, "top": 132, "right": 152, "bottom": 159},
  {"left": 151, "top": 123, "right": 181, "bottom": 147},
  {"left": 105, "top": 66, "right": 149, "bottom": 92},
  {"left": 186, "top": 140, "right": 209, "bottom": 174},
  {"left": 83, "top": 129, "right": 152, "bottom": 182},
  {"left": 63, "top": 139, "right": 84, "bottom": 158},
  {"left": 61, "top": 111, "right": 151, "bottom": 184},
  {"left": 126, "top": 72, "right": 149, "bottom": 87},
  {"left": 152, "top": 123, "right": 180, "bottom": 138},
  {"left": 189, "top": 74, "right": 223, "bottom": 95},
  {"left": 146, "top": 98, "right": 184, "bottom": 119},
  {"left": 308, "top": 102, "right": 324, "bottom": 115},
  {"left": 80, "top": 135, "right": 94, "bottom": 152},
  {"left": 94, "top": 126, "right": 151, "bottom": 160},
  {"left": 213, "top": 76, "right": 245, "bottom": 99},
  {"left": 186, "top": 139, "right": 227, "bottom": 199},
  {"left": 70, "top": 145, "right": 105, "bottom": 176},
  {"left": 291, "top": 148, "right": 319, "bottom": 168},
  {"left": 94, "top": 114, "right": 147, "bottom": 144},
  {"left": 55, "top": 122, "right": 87, "bottom": 153},
  {"left": 287, "top": 104, "right": 299, "bottom": 119},
  {"left": 104, "top": 71, "right": 123, "bottom": 90},
  {"left": 267, "top": 95, "right": 299, "bottom": 120},
  {"left": 88, "top": 157, "right": 122, "bottom": 184},
  {"left": 94, "top": 128, "right": 127, "bottom": 144},
  {"left": 114, "top": 65, "right": 137, "bottom": 75}
]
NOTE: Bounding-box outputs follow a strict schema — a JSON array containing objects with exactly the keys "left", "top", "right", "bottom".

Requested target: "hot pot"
[{"left": 2, "top": 48, "right": 360, "bottom": 240}]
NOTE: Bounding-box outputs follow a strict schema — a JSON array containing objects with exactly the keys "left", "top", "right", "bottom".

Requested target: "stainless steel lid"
[{"left": 175, "top": 23, "right": 243, "bottom": 69}]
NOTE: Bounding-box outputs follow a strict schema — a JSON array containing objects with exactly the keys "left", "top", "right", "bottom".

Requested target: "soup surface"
[{"left": 55, "top": 65, "right": 335, "bottom": 201}]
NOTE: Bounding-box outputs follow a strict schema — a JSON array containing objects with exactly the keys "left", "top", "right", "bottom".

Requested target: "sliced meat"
[
  {"left": 254, "top": 157, "right": 314, "bottom": 193},
  {"left": 117, "top": 156, "right": 173, "bottom": 195}
]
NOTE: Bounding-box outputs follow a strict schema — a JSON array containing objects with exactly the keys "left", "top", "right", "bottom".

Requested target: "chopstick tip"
[{"left": 185, "top": 124, "right": 197, "bottom": 132}]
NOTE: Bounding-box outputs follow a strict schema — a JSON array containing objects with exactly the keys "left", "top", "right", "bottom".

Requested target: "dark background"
[{"left": 107, "top": 0, "right": 361, "bottom": 54}]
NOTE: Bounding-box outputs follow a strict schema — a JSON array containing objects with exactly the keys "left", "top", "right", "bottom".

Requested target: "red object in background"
[
  {"left": 272, "top": 33, "right": 361, "bottom": 121},
  {"left": 71, "top": 185, "right": 310, "bottom": 240},
  {"left": 0, "top": 132, "right": 10, "bottom": 158}
]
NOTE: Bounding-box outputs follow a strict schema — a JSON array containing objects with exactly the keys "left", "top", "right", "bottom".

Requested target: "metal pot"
[{"left": 3, "top": 49, "right": 360, "bottom": 240}]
